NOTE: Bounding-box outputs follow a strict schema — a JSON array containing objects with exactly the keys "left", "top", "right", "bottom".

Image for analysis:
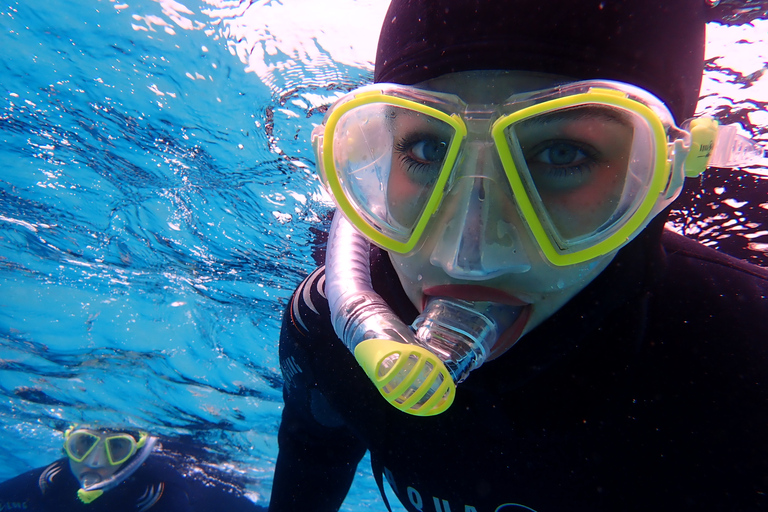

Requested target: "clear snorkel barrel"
[
  {"left": 325, "top": 213, "right": 516, "bottom": 416},
  {"left": 412, "top": 297, "right": 522, "bottom": 383}
]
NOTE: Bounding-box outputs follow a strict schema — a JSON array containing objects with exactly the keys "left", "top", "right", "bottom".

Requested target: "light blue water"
[{"left": 0, "top": 0, "right": 766, "bottom": 509}]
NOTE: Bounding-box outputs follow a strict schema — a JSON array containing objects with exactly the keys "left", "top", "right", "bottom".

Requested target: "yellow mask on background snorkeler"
[
  {"left": 315, "top": 79, "right": 763, "bottom": 416},
  {"left": 65, "top": 429, "right": 144, "bottom": 466}
]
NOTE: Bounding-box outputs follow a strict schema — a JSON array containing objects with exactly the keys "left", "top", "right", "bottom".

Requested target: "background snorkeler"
[{"left": 0, "top": 425, "right": 266, "bottom": 511}]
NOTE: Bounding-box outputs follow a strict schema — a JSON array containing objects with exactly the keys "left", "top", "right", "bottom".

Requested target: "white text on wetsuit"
[{"left": 384, "top": 466, "right": 539, "bottom": 512}]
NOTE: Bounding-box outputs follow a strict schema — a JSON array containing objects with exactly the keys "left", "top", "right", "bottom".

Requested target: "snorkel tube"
[
  {"left": 76, "top": 435, "right": 158, "bottom": 504},
  {"left": 325, "top": 213, "right": 519, "bottom": 416}
]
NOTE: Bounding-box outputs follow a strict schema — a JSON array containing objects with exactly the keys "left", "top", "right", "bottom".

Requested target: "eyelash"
[{"left": 393, "top": 133, "right": 447, "bottom": 174}]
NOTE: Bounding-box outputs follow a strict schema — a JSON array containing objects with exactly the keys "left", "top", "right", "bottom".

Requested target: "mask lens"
[
  {"left": 332, "top": 102, "right": 456, "bottom": 244},
  {"left": 65, "top": 431, "right": 100, "bottom": 462},
  {"left": 105, "top": 435, "right": 137, "bottom": 465},
  {"left": 504, "top": 104, "right": 656, "bottom": 250}
]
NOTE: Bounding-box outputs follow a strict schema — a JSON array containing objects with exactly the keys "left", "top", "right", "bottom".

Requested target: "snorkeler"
[
  {"left": 0, "top": 426, "right": 266, "bottom": 511},
  {"left": 270, "top": 0, "right": 768, "bottom": 511}
]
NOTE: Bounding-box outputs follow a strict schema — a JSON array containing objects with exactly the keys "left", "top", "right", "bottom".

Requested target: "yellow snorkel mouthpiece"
[
  {"left": 77, "top": 489, "right": 104, "bottom": 504},
  {"left": 354, "top": 338, "right": 455, "bottom": 416}
]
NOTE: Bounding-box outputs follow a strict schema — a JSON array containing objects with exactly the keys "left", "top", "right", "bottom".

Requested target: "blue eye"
[
  {"left": 409, "top": 139, "right": 448, "bottom": 163},
  {"left": 395, "top": 136, "right": 448, "bottom": 167},
  {"left": 525, "top": 140, "right": 599, "bottom": 189},
  {"left": 534, "top": 142, "right": 590, "bottom": 167},
  {"left": 393, "top": 134, "right": 449, "bottom": 184}
]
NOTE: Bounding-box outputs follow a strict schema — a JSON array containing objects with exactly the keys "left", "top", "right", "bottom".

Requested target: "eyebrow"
[
  {"left": 520, "top": 105, "right": 633, "bottom": 126},
  {"left": 387, "top": 106, "right": 455, "bottom": 133}
]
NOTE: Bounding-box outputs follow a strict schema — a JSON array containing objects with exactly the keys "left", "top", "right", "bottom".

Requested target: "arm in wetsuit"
[
  {"left": 269, "top": 267, "right": 368, "bottom": 512},
  {"left": 0, "top": 461, "right": 65, "bottom": 511}
]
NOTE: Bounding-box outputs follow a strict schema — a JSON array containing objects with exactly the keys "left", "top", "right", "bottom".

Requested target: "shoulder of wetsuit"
[
  {"left": 279, "top": 265, "right": 355, "bottom": 422},
  {"left": 279, "top": 259, "right": 396, "bottom": 438},
  {"left": 284, "top": 239, "right": 417, "bottom": 337},
  {"left": 284, "top": 266, "right": 331, "bottom": 339},
  {"left": 660, "top": 229, "right": 768, "bottom": 285},
  {"left": 128, "top": 448, "right": 268, "bottom": 512},
  {"left": 0, "top": 459, "right": 79, "bottom": 510},
  {"left": 149, "top": 445, "right": 262, "bottom": 511},
  {"left": 641, "top": 231, "right": 768, "bottom": 505},
  {"left": 649, "top": 229, "right": 768, "bottom": 374},
  {"left": 88, "top": 454, "right": 192, "bottom": 512},
  {"left": 128, "top": 452, "right": 183, "bottom": 481},
  {"left": 280, "top": 266, "right": 380, "bottom": 389}
]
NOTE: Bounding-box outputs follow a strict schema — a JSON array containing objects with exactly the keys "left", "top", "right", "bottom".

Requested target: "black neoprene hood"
[{"left": 374, "top": 0, "right": 710, "bottom": 124}]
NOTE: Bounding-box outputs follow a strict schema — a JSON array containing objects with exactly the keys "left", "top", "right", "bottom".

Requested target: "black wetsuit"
[
  {"left": 0, "top": 452, "right": 266, "bottom": 512},
  {"left": 270, "top": 229, "right": 768, "bottom": 512}
]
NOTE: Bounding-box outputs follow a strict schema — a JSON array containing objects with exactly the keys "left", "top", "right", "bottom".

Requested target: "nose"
[
  {"left": 429, "top": 141, "right": 531, "bottom": 280},
  {"left": 83, "top": 444, "right": 108, "bottom": 468}
]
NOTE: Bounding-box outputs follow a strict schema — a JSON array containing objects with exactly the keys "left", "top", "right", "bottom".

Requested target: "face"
[
  {"left": 386, "top": 71, "right": 621, "bottom": 360},
  {"left": 67, "top": 430, "right": 132, "bottom": 488}
]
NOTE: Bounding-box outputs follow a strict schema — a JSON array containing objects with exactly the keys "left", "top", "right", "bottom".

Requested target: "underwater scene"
[{"left": 0, "top": 0, "right": 766, "bottom": 509}]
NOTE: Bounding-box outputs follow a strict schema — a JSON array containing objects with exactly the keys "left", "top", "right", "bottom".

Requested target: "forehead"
[
  {"left": 416, "top": 70, "right": 571, "bottom": 104},
  {"left": 72, "top": 429, "right": 130, "bottom": 438}
]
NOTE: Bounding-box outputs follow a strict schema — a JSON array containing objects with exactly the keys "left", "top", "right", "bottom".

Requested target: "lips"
[
  {"left": 423, "top": 284, "right": 529, "bottom": 308},
  {"left": 79, "top": 471, "right": 103, "bottom": 488}
]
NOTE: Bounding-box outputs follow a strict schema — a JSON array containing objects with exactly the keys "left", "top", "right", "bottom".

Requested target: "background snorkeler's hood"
[{"left": 374, "top": 0, "right": 710, "bottom": 124}]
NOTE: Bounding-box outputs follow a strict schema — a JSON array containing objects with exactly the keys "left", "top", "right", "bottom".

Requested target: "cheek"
[
  {"left": 69, "top": 459, "right": 84, "bottom": 475},
  {"left": 388, "top": 252, "right": 429, "bottom": 310},
  {"left": 547, "top": 168, "right": 622, "bottom": 207},
  {"left": 540, "top": 164, "right": 625, "bottom": 239},
  {"left": 562, "top": 165, "right": 623, "bottom": 206},
  {"left": 387, "top": 173, "right": 418, "bottom": 209},
  {"left": 513, "top": 254, "right": 614, "bottom": 333},
  {"left": 386, "top": 165, "right": 434, "bottom": 228}
]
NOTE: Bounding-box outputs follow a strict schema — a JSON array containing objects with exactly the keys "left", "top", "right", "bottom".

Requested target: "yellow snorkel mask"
[{"left": 313, "top": 80, "right": 762, "bottom": 267}]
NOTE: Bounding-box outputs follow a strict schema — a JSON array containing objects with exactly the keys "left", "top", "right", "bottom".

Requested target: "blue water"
[{"left": 0, "top": 1, "right": 766, "bottom": 509}]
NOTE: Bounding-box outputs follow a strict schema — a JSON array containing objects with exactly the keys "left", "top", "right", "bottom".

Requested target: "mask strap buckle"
[{"left": 683, "top": 117, "right": 765, "bottom": 178}]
